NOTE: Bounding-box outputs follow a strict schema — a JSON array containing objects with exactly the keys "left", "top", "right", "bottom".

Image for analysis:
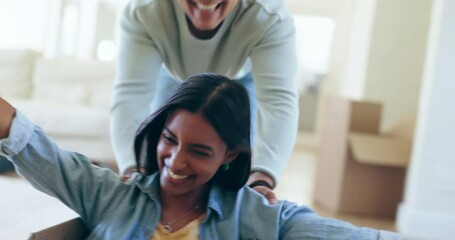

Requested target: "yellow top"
[{"left": 151, "top": 215, "right": 205, "bottom": 240}]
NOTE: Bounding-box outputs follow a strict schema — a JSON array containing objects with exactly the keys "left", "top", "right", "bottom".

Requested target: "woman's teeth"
[
  {"left": 196, "top": 2, "right": 218, "bottom": 11},
  {"left": 168, "top": 169, "right": 189, "bottom": 180}
]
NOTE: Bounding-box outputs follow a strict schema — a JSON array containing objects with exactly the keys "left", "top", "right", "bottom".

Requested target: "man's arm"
[
  {"left": 248, "top": 14, "right": 299, "bottom": 189},
  {"left": 111, "top": 2, "right": 163, "bottom": 174}
]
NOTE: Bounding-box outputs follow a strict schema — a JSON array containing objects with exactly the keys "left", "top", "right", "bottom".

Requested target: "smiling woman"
[
  {"left": 0, "top": 73, "right": 403, "bottom": 239},
  {"left": 134, "top": 73, "right": 251, "bottom": 193}
]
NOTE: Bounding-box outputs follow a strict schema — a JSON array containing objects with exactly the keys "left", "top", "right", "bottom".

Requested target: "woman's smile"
[
  {"left": 168, "top": 168, "right": 190, "bottom": 180},
  {"left": 162, "top": 166, "right": 195, "bottom": 186}
]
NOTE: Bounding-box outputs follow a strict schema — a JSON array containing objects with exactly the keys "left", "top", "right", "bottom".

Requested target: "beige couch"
[{"left": 0, "top": 49, "right": 116, "bottom": 164}]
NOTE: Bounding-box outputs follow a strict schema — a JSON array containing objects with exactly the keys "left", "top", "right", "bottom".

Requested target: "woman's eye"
[
  {"left": 162, "top": 134, "right": 176, "bottom": 144},
  {"left": 192, "top": 150, "right": 210, "bottom": 157}
]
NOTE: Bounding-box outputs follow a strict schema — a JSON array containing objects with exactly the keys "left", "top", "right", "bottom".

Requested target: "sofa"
[{"left": 0, "top": 49, "right": 116, "bottom": 168}]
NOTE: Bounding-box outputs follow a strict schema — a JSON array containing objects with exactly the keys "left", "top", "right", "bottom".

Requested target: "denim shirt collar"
[{"left": 131, "top": 172, "right": 227, "bottom": 220}]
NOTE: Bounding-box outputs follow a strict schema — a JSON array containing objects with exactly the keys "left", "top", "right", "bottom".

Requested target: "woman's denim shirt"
[{"left": 0, "top": 112, "right": 403, "bottom": 240}]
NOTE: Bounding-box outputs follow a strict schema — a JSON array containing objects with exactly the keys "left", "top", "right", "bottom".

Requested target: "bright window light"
[
  {"left": 61, "top": 5, "right": 79, "bottom": 56},
  {"left": 293, "top": 14, "right": 335, "bottom": 92},
  {"left": 96, "top": 40, "right": 116, "bottom": 61}
]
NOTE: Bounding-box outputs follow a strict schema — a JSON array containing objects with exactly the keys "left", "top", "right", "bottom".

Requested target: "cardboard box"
[
  {"left": 314, "top": 97, "right": 412, "bottom": 216},
  {"left": 29, "top": 218, "right": 88, "bottom": 240}
]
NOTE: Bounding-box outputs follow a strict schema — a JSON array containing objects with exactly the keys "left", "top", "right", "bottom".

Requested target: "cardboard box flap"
[
  {"left": 349, "top": 132, "right": 412, "bottom": 167},
  {"left": 29, "top": 218, "right": 89, "bottom": 240}
]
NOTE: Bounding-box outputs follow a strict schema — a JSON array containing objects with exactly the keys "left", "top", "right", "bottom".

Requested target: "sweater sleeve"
[
  {"left": 110, "top": 1, "right": 163, "bottom": 174},
  {"left": 249, "top": 14, "right": 299, "bottom": 183},
  {"left": 0, "top": 111, "right": 130, "bottom": 228}
]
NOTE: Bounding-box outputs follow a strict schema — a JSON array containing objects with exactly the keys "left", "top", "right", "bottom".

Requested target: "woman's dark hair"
[{"left": 133, "top": 73, "right": 251, "bottom": 191}]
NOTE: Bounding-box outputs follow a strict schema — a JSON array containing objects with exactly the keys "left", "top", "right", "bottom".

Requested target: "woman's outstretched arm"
[
  {"left": 0, "top": 97, "right": 15, "bottom": 139},
  {"left": 0, "top": 97, "right": 136, "bottom": 229}
]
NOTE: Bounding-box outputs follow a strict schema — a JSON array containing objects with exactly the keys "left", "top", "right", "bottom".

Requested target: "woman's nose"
[{"left": 167, "top": 148, "right": 187, "bottom": 170}]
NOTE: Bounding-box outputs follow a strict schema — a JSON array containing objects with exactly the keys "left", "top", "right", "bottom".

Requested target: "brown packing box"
[
  {"left": 314, "top": 97, "right": 412, "bottom": 216},
  {"left": 29, "top": 218, "right": 89, "bottom": 240}
]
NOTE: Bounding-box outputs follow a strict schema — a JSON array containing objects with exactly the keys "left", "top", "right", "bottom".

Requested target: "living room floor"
[{"left": 0, "top": 132, "right": 396, "bottom": 239}]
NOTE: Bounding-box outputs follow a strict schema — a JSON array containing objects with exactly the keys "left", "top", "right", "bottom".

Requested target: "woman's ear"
[{"left": 225, "top": 150, "right": 239, "bottom": 164}]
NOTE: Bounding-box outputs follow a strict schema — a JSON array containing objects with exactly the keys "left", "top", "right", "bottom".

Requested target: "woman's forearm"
[{"left": 0, "top": 97, "right": 15, "bottom": 139}]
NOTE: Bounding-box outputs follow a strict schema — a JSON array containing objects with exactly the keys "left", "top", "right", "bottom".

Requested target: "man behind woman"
[{"left": 112, "top": 0, "right": 299, "bottom": 197}]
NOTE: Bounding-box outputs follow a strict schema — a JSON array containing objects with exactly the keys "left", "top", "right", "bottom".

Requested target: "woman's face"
[
  {"left": 156, "top": 109, "right": 236, "bottom": 197},
  {"left": 177, "top": 0, "right": 239, "bottom": 31}
]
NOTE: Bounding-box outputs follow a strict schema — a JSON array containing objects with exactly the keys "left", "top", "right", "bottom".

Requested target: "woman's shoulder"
[
  {"left": 209, "top": 186, "right": 320, "bottom": 238},
  {"left": 213, "top": 186, "right": 308, "bottom": 217}
]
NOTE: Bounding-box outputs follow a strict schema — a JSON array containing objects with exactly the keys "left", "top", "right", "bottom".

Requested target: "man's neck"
[{"left": 186, "top": 16, "right": 222, "bottom": 40}]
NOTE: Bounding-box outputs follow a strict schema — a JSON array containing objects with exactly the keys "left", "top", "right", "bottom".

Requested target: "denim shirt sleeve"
[
  {"left": 279, "top": 201, "right": 404, "bottom": 240},
  {"left": 0, "top": 111, "right": 130, "bottom": 229}
]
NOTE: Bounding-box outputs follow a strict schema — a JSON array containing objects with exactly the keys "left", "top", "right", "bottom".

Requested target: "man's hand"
[
  {"left": 247, "top": 171, "right": 277, "bottom": 204},
  {"left": 250, "top": 185, "right": 278, "bottom": 204},
  {"left": 0, "top": 98, "right": 15, "bottom": 139}
]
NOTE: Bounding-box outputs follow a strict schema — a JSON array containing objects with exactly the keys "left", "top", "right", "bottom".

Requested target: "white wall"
[
  {"left": 397, "top": 0, "right": 455, "bottom": 238},
  {"left": 285, "top": 0, "right": 348, "bottom": 17},
  {"left": 340, "top": 0, "right": 377, "bottom": 99},
  {"left": 363, "top": 0, "right": 432, "bottom": 131},
  {"left": 315, "top": 0, "right": 432, "bottom": 143},
  {"left": 314, "top": 0, "right": 376, "bottom": 142}
]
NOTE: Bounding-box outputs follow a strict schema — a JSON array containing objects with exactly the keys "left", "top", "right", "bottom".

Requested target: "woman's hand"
[{"left": 0, "top": 97, "right": 15, "bottom": 139}]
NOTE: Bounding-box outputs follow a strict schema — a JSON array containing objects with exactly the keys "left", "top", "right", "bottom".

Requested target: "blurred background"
[{"left": 1, "top": 0, "right": 454, "bottom": 239}]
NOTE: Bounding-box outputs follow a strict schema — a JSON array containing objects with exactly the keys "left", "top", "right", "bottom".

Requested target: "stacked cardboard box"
[{"left": 314, "top": 97, "right": 412, "bottom": 216}]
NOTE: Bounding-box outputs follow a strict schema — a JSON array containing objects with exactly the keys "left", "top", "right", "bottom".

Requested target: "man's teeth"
[
  {"left": 168, "top": 169, "right": 189, "bottom": 180},
  {"left": 196, "top": 2, "right": 218, "bottom": 11}
]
